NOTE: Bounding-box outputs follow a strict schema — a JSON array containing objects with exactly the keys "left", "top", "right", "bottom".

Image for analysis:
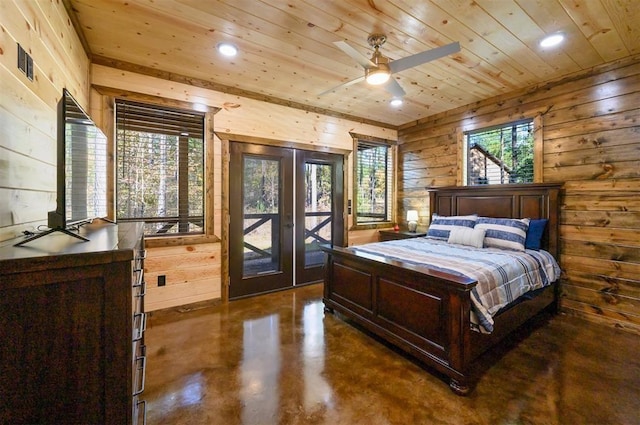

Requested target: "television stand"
[{"left": 14, "top": 227, "right": 90, "bottom": 247}]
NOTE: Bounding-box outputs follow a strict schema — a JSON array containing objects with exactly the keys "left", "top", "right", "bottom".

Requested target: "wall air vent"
[{"left": 17, "top": 43, "right": 34, "bottom": 81}]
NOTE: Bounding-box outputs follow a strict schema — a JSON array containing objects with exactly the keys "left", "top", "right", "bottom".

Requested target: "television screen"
[
  {"left": 49, "top": 89, "right": 108, "bottom": 228},
  {"left": 64, "top": 112, "right": 108, "bottom": 225}
]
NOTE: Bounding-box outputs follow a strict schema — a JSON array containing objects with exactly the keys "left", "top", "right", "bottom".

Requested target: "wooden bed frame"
[{"left": 321, "top": 183, "right": 562, "bottom": 394}]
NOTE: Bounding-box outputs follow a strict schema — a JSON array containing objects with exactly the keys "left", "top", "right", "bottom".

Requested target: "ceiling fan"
[{"left": 320, "top": 34, "right": 460, "bottom": 98}]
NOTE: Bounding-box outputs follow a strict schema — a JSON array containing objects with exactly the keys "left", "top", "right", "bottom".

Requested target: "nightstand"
[{"left": 378, "top": 229, "right": 427, "bottom": 241}]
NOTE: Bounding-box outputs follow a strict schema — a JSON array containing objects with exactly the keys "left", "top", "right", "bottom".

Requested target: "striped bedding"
[{"left": 351, "top": 238, "right": 561, "bottom": 333}]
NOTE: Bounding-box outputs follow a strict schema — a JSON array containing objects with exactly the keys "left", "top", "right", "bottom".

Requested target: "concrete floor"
[{"left": 142, "top": 283, "right": 640, "bottom": 425}]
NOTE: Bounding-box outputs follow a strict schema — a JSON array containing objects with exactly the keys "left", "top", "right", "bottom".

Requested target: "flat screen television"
[{"left": 15, "top": 89, "right": 108, "bottom": 246}]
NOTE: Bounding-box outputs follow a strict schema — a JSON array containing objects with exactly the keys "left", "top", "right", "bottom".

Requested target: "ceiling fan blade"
[
  {"left": 384, "top": 78, "right": 406, "bottom": 97},
  {"left": 334, "top": 40, "right": 377, "bottom": 69},
  {"left": 389, "top": 42, "right": 460, "bottom": 74},
  {"left": 318, "top": 75, "right": 366, "bottom": 96}
]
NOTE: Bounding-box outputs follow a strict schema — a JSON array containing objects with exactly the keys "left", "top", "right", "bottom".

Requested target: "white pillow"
[{"left": 447, "top": 227, "right": 486, "bottom": 248}]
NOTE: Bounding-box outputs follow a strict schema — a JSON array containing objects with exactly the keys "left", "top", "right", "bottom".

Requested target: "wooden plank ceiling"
[{"left": 67, "top": 0, "right": 640, "bottom": 127}]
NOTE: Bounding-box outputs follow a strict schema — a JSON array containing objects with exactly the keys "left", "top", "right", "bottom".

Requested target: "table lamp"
[{"left": 407, "top": 210, "right": 419, "bottom": 232}]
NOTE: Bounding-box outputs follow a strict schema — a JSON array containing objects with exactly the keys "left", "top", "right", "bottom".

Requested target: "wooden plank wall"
[
  {"left": 91, "top": 64, "right": 394, "bottom": 311},
  {"left": 0, "top": 0, "right": 89, "bottom": 242},
  {"left": 397, "top": 56, "right": 640, "bottom": 334}
]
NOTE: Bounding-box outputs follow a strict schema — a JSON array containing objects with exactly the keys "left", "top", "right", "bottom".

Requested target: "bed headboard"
[{"left": 428, "top": 183, "right": 562, "bottom": 258}]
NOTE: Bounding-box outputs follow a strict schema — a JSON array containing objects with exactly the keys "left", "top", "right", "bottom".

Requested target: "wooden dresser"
[{"left": 0, "top": 222, "right": 146, "bottom": 424}]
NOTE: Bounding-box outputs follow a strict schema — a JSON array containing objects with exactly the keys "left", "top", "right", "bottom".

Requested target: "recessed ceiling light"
[
  {"left": 540, "top": 33, "right": 565, "bottom": 48},
  {"left": 390, "top": 98, "right": 403, "bottom": 107},
  {"left": 217, "top": 42, "right": 238, "bottom": 57}
]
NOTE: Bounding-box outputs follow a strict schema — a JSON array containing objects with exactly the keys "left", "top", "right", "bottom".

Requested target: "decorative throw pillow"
[
  {"left": 525, "top": 219, "right": 548, "bottom": 250},
  {"left": 447, "top": 227, "right": 486, "bottom": 248},
  {"left": 426, "top": 214, "right": 477, "bottom": 240},
  {"left": 476, "top": 217, "right": 530, "bottom": 251}
]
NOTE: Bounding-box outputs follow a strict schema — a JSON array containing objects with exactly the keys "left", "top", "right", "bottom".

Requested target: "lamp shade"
[{"left": 406, "top": 210, "right": 419, "bottom": 222}]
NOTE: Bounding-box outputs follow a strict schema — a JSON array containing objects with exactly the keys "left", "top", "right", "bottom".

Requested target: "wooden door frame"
[{"left": 217, "top": 133, "right": 349, "bottom": 301}]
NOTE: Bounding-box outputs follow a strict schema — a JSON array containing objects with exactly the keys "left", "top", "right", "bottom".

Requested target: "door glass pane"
[
  {"left": 242, "top": 157, "right": 281, "bottom": 277},
  {"left": 304, "top": 163, "right": 332, "bottom": 267}
]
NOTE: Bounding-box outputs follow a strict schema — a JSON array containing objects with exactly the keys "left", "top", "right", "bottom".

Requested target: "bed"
[{"left": 320, "top": 183, "right": 562, "bottom": 395}]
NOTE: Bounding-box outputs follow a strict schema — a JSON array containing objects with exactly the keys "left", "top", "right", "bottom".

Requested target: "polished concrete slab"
[{"left": 143, "top": 284, "right": 640, "bottom": 425}]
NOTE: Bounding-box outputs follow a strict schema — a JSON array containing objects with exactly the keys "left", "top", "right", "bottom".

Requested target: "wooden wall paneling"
[
  {"left": 23, "top": 0, "right": 90, "bottom": 93},
  {"left": 545, "top": 127, "right": 639, "bottom": 156},
  {"left": 0, "top": 0, "right": 89, "bottom": 242},
  {"left": 144, "top": 243, "right": 222, "bottom": 311},
  {"left": 0, "top": 76, "right": 56, "bottom": 151},
  {"left": 562, "top": 253, "right": 640, "bottom": 283},
  {"left": 1, "top": 0, "right": 88, "bottom": 105},
  {"left": 0, "top": 148, "right": 56, "bottom": 191},
  {"left": 346, "top": 228, "right": 381, "bottom": 246},
  {"left": 145, "top": 278, "right": 222, "bottom": 312},
  {"left": 398, "top": 58, "right": 640, "bottom": 333},
  {"left": 91, "top": 65, "right": 396, "bottom": 145},
  {"left": 563, "top": 282, "right": 640, "bottom": 321},
  {"left": 561, "top": 298, "right": 639, "bottom": 332},
  {"left": 0, "top": 189, "right": 55, "bottom": 228},
  {"left": 563, "top": 269, "right": 640, "bottom": 303}
]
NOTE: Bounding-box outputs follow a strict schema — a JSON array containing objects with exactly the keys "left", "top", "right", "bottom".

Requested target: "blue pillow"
[{"left": 525, "top": 219, "right": 548, "bottom": 250}]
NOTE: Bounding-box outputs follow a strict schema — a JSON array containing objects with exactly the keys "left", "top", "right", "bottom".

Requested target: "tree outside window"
[
  {"left": 466, "top": 119, "right": 534, "bottom": 185},
  {"left": 352, "top": 134, "right": 395, "bottom": 227},
  {"left": 115, "top": 100, "right": 205, "bottom": 236}
]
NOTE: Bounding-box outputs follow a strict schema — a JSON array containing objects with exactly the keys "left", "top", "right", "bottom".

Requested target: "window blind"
[{"left": 115, "top": 100, "right": 205, "bottom": 235}]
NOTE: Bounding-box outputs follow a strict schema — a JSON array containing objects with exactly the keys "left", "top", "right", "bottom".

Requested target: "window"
[
  {"left": 465, "top": 119, "right": 534, "bottom": 185},
  {"left": 115, "top": 100, "right": 205, "bottom": 236},
  {"left": 352, "top": 134, "right": 395, "bottom": 227}
]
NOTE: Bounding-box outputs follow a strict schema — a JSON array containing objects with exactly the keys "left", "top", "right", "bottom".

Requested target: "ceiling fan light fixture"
[{"left": 365, "top": 65, "right": 391, "bottom": 85}]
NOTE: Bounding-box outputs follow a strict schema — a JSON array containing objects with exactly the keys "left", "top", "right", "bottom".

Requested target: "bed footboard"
[
  {"left": 321, "top": 245, "right": 477, "bottom": 394},
  {"left": 322, "top": 183, "right": 561, "bottom": 394}
]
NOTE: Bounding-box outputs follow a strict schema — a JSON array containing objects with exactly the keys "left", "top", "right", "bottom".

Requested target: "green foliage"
[
  {"left": 243, "top": 157, "right": 279, "bottom": 213},
  {"left": 356, "top": 145, "right": 390, "bottom": 222},
  {"left": 468, "top": 121, "right": 534, "bottom": 184},
  {"left": 116, "top": 130, "right": 204, "bottom": 232},
  {"left": 305, "top": 163, "right": 332, "bottom": 211}
]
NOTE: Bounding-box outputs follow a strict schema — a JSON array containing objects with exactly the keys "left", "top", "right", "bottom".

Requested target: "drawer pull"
[
  {"left": 133, "top": 313, "right": 146, "bottom": 341},
  {"left": 133, "top": 398, "right": 147, "bottom": 425},
  {"left": 134, "top": 280, "right": 146, "bottom": 297},
  {"left": 133, "top": 269, "right": 144, "bottom": 286},
  {"left": 133, "top": 355, "right": 147, "bottom": 396}
]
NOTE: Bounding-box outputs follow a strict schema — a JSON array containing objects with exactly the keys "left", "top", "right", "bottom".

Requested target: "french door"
[
  {"left": 295, "top": 150, "right": 344, "bottom": 284},
  {"left": 229, "top": 143, "right": 343, "bottom": 299}
]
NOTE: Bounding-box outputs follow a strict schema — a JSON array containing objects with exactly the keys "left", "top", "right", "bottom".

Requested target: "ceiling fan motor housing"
[
  {"left": 365, "top": 34, "right": 391, "bottom": 84},
  {"left": 367, "top": 34, "right": 387, "bottom": 48}
]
